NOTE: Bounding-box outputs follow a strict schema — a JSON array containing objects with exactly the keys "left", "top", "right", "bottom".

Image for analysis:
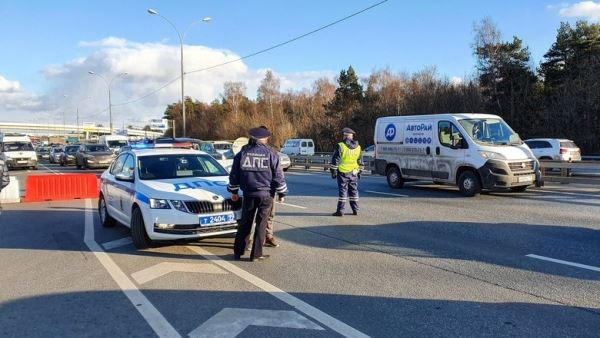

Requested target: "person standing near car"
[
  {"left": 330, "top": 127, "right": 363, "bottom": 216},
  {"left": 229, "top": 127, "right": 287, "bottom": 261},
  {"left": 244, "top": 126, "right": 281, "bottom": 249}
]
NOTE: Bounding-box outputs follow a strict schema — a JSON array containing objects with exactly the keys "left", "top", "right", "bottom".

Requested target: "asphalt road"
[{"left": 1, "top": 167, "right": 599, "bottom": 337}]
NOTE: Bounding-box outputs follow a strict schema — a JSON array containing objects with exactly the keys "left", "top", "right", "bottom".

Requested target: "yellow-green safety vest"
[{"left": 337, "top": 142, "right": 361, "bottom": 173}]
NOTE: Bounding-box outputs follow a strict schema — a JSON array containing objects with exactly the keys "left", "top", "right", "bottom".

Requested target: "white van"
[
  {"left": 373, "top": 114, "right": 541, "bottom": 196},
  {"left": 281, "top": 138, "right": 315, "bottom": 156},
  {"left": 99, "top": 135, "right": 129, "bottom": 153},
  {"left": 0, "top": 133, "right": 38, "bottom": 170}
]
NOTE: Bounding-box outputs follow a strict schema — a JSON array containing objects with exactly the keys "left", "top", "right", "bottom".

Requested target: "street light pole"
[
  {"left": 88, "top": 71, "right": 127, "bottom": 134},
  {"left": 148, "top": 8, "right": 211, "bottom": 137}
]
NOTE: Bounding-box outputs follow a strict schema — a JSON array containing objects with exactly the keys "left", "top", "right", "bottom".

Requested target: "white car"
[
  {"left": 211, "top": 141, "right": 233, "bottom": 155},
  {"left": 524, "top": 138, "right": 581, "bottom": 161},
  {"left": 279, "top": 152, "right": 291, "bottom": 171},
  {"left": 99, "top": 146, "right": 241, "bottom": 249}
]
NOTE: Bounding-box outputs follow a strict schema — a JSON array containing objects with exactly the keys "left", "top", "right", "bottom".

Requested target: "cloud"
[
  {"left": 0, "top": 75, "right": 21, "bottom": 92},
  {"left": 450, "top": 76, "right": 464, "bottom": 86},
  {"left": 0, "top": 75, "right": 44, "bottom": 115},
  {"left": 558, "top": 1, "right": 600, "bottom": 20},
  {"left": 4, "top": 37, "right": 333, "bottom": 127}
]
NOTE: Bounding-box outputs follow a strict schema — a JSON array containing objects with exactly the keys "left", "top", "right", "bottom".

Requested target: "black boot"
[{"left": 332, "top": 211, "right": 343, "bottom": 217}]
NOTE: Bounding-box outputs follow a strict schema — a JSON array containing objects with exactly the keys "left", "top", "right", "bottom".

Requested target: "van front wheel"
[
  {"left": 458, "top": 171, "right": 481, "bottom": 197},
  {"left": 386, "top": 166, "right": 404, "bottom": 189}
]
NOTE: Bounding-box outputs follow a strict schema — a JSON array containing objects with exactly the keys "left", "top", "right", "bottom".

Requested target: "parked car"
[
  {"left": 153, "top": 137, "right": 233, "bottom": 171},
  {"left": 49, "top": 146, "right": 64, "bottom": 164},
  {"left": 60, "top": 145, "right": 80, "bottom": 166},
  {"left": 36, "top": 147, "right": 51, "bottom": 160},
  {"left": 524, "top": 138, "right": 581, "bottom": 161},
  {"left": 279, "top": 152, "right": 291, "bottom": 171},
  {"left": 75, "top": 144, "right": 116, "bottom": 169},
  {"left": 211, "top": 141, "right": 233, "bottom": 155},
  {"left": 281, "top": 138, "right": 315, "bottom": 156},
  {"left": 361, "top": 145, "right": 375, "bottom": 161}
]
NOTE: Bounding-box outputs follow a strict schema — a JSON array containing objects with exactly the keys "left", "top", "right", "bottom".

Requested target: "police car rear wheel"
[
  {"left": 98, "top": 195, "right": 116, "bottom": 227},
  {"left": 131, "top": 207, "right": 152, "bottom": 249},
  {"left": 386, "top": 166, "right": 404, "bottom": 189},
  {"left": 458, "top": 171, "right": 481, "bottom": 197}
]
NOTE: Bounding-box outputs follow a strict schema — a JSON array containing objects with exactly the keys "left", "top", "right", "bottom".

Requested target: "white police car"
[{"left": 99, "top": 144, "right": 241, "bottom": 249}]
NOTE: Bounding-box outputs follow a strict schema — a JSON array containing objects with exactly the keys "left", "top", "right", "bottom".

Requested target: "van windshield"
[
  {"left": 284, "top": 141, "right": 299, "bottom": 147},
  {"left": 3, "top": 142, "right": 34, "bottom": 152},
  {"left": 458, "top": 118, "right": 522, "bottom": 146},
  {"left": 107, "top": 140, "right": 128, "bottom": 148}
]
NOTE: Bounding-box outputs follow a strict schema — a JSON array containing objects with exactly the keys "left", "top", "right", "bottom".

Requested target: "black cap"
[
  {"left": 249, "top": 127, "right": 272, "bottom": 138},
  {"left": 341, "top": 127, "right": 356, "bottom": 135}
]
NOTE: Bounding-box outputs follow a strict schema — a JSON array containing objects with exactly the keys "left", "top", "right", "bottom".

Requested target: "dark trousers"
[
  {"left": 234, "top": 195, "right": 274, "bottom": 259},
  {"left": 245, "top": 199, "right": 276, "bottom": 249},
  {"left": 336, "top": 172, "right": 359, "bottom": 212}
]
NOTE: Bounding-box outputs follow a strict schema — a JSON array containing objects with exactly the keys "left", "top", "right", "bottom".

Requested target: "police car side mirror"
[{"left": 115, "top": 172, "right": 134, "bottom": 182}]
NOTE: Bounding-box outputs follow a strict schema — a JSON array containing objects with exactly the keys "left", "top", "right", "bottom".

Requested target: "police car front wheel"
[
  {"left": 98, "top": 195, "right": 116, "bottom": 227},
  {"left": 131, "top": 207, "right": 153, "bottom": 249}
]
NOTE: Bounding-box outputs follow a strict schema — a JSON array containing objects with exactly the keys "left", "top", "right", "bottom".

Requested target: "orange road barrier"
[{"left": 24, "top": 174, "right": 99, "bottom": 202}]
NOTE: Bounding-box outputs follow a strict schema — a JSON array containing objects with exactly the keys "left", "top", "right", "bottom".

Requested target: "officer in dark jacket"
[
  {"left": 330, "top": 127, "right": 363, "bottom": 216},
  {"left": 228, "top": 127, "right": 288, "bottom": 261}
]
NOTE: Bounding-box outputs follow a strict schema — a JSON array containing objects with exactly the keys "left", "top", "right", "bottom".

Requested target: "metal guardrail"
[
  {"left": 539, "top": 160, "right": 600, "bottom": 185},
  {"left": 290, "top": 155, "right": 600, "bottom": 185},
  {"left": 289, "top": 154, "right": 375, "bottom": 171}
]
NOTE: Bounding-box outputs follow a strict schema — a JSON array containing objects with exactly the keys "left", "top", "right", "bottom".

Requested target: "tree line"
[{"left": 163, "top": 19, "right": 600, "bottom": 154}]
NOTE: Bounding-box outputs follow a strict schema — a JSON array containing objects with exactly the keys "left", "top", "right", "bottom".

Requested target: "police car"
[{"left": 99, "top": 143, "right": 241, "bottom": 249}]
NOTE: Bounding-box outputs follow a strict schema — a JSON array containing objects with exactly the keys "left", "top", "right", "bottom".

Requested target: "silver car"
[{"left": 279, "top": 152, "right": 291, "bottom": 171}]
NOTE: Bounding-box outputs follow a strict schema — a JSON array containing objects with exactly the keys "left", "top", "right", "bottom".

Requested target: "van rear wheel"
[
  {"left": 458, "top": 171, "right": 481, "bottom": 197},
  {"left": 386, "top": 166, "right": 404, "bottom": 189}
]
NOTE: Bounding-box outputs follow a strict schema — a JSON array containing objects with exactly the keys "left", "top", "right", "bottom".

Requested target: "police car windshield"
[
  {"left": 138, "top": 154, "right": 228, "bottom": 180},
  {"left": 458, "top": 118, "right": 522, "bottom": 146}
]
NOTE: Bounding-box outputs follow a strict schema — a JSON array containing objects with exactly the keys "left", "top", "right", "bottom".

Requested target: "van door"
[
  {"left": 433, "top": 121, "right": 467, "bottom": 182},
  {"left": 401, "top": 121, "right": 435, "bottom": 179},
  {"left": 300, "top": 141, "right": 308, "bottom": 155}
]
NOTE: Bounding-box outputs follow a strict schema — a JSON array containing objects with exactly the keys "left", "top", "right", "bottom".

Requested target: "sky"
[{"left": 1, "top": 0, "right": 599, "bottom": 128}]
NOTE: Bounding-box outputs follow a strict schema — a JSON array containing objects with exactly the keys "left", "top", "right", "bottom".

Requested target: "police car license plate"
[
  {"left": 199, "top": 213, "right": 235, "bottom": 226},
  {"left": 517, "top": 175, "right": 534, "bottom": 183}
]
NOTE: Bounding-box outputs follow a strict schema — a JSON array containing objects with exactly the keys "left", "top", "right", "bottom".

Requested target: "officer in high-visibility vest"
[{"left": 330, "top": 127, "right": 363, "bottom": 216}]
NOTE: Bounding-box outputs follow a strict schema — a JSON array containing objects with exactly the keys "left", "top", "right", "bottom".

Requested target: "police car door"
[
  {"left": 112, "top": 154, "right": 136, "bottom": 223},
  {"left": 105, "top": 154, "right": 127, "bottom": 217},
  {"left": 433, "top": 120, "right": 467, "bottom": 183}
]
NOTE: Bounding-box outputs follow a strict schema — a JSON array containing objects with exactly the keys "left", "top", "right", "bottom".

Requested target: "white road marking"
[
  {"left": 186, "top": 245, "right": 370, "bottom": 338},
  {"left": 526, "top": 254, "right": 600, "bottom": 272},
  {"left": 83, "top": 199, "right": 181, "bottom": 338},
  {"left": 102, "top": 237, "right": 133, "bottom": 250},
  {"left": 40, "top": 163, "right": 64, "bottom": 175},
  {"left": 131, "top": 262, "right": 226, "bottom": 285},
  {"left": 276, "top": 201, "right": 307, "bottom": 209},
  {"left": 364, "top": 190, "right": 407, "bottom": 197},
  {"left": 189, "top": 308, "right": 324, "bottom": 338}
]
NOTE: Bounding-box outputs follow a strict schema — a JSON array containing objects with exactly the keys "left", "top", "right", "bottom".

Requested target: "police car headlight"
[
  {"left": 170, "top": 200, "right": 188, "bottom": 212},
  {"left": 149, "top": 198, "right": 171, "bottom": 209}
]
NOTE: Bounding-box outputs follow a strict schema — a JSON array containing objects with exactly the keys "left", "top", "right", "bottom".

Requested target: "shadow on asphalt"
[
  {"left": 274, "top": 217, "right": 600, "bottom": 282},
  {"left": 1, "top": 290, "right": 599, "bottom": 337}
]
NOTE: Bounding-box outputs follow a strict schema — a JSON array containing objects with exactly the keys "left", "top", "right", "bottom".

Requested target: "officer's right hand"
[
  {"left": 330, "top": 169, "right": 337, "bottom": 179},
  {"left": 231, "top": 193, "right": 239, "bottom": 202}
]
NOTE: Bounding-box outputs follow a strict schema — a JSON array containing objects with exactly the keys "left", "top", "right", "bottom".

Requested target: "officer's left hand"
[
  {"left": 231, "top": 194, "right": 239, "bottom": 202},
  {"left": 358, "top": 170, "right": 363, "bottom": 180}
]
